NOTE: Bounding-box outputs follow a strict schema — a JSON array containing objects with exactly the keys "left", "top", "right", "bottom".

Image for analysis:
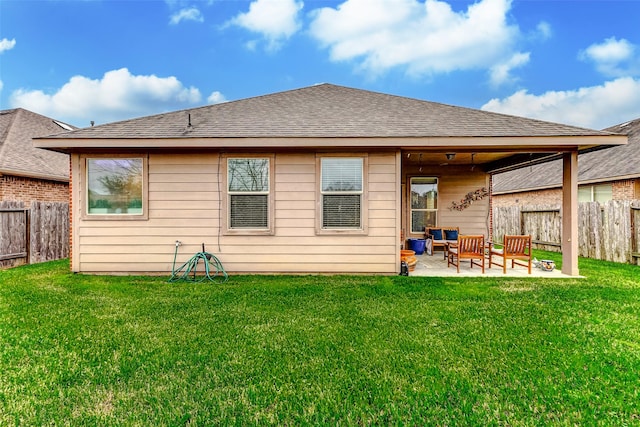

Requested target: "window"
[
  {"left": 320, "top": 158, "right": 363, "bottom": 229},
  {"left": 410, "top": 177, "right": 437, "bottom": 233},
  {"left": 227, "top": 158, "right": 270, "bottom": 229},
  {"left": 578, "top": 184, "right": 612, "bottom": 203},
  {"left": 86, "top": 158, "right": 144, "bottom": 216}
]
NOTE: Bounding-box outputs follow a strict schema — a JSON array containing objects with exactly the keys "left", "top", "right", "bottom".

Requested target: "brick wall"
[
  {"left": 0, "top": 175, "right": 69, "bottom": 208},
  {"left": 493, "top": 178, "right": 640, "bottom": 207},
  {"left": 492, "top": 188, "right": 563, "bottom": 207},
  {"left": 612, "top": 179, "right": 637, "bottom": 200}
]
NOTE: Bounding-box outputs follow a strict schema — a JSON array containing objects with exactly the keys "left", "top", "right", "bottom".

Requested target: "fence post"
[
  {"left": 26, "top": 208, "right": 31, "bottom": 265},
  {"left": 632, "top": 203, "right": 640, "bottom": 265}
]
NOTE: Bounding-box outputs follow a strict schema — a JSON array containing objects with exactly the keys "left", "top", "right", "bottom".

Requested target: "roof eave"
[
  {"left": 0, "top": 168, "right": 69, "bottom": 183},
  {"left": 33, "top": 134, "right": 627, "bottom": 152}
]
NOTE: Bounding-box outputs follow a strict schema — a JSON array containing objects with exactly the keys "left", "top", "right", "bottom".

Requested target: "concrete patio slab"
[{"left": 409, "top": 251, "right": 577, "bottom": 278}]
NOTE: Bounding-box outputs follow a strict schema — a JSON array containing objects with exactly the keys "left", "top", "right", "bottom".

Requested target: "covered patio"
[
  {"left": 400, "top": 149, "right": 624, "bottom": 277},
  {"left": 408, "top": 251, "right": 574, "bottom": 278}
]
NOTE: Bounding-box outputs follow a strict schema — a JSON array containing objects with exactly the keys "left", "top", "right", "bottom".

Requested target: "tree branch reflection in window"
[
  {"left": 87, "top": 158, "right": 143, "bottom": 214},
  {"left": 228, "top": 159, "right": 269, "bottom": 192}
]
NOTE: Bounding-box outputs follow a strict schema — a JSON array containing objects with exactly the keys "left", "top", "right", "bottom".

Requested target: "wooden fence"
[
  {"left": 493, "top": 200, "right": 640, "bottom": 265},
  {"left": 0, "top": 201, "right": 69, "bottom": 268}
]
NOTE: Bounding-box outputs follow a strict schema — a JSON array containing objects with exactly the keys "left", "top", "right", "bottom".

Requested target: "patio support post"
[{"left": 561, "top": 151, "right": 579, "bottom": 276}]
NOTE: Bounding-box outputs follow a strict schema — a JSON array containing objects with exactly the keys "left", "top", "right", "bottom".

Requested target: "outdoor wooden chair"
[
  {"left": 447, "top": 235, "right": 485, "bottom": 273},
  {"left": 489, "top": 235, "right": 532, "bottom": 274}
]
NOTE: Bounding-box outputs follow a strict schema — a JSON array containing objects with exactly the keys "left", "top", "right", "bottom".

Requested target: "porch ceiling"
[
  {"left": 402, "top": 149, "right": 598, "bottom": 174},
  {"left": 404, "top": 151, "right": 510, "bottom": 167},
  {"left": 403, "top": 150, "right": 563, "bottom": 172}
]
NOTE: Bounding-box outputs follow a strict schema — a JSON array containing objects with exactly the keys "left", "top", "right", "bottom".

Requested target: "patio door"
[{"left": 409, "top": 177, "right": 438, "bottom": 234}]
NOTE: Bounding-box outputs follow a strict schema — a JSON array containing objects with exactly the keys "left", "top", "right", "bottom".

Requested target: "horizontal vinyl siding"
[
  {"left": 437, "top": 169, "right": 491, "bottom": 236},
  {"left": 76, "top": 153, "right": 222, "bottom": 273},
  {"left": 75, "top": 151, "right": 399, "bottom": 274}
]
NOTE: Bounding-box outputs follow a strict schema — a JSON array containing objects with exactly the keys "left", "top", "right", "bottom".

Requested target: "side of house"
[
  {"left": 0, "top": 108, "right": 72, "bottom": 207},
  {"left": 493, "top": 177, "right": 640, "bottom": 207},
  {"left": 0, "top": 108, "right": 73, "bottom": 268},
  {"left": 0, "top": 175, "right": 69, "bottom": 208},
  {"left": 72, "top": 151, "right": 400, "bottom": 274}
]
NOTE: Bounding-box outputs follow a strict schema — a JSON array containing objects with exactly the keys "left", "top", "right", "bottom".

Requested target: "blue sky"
[{"left": 1, "top": 0, "right": 639, "bottom": 130}]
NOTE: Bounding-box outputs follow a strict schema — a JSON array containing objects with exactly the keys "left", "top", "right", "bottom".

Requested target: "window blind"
[
  {"left": 321, "top": 158, "right": 363, "bottom": 229},
  {"left": 321, "top": 158, "right": 362, "bottom": 192},
  {"left": 230, "top": 195, "right": 268, "bottom": 228}
]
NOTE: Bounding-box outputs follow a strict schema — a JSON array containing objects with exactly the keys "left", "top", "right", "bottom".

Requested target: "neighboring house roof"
[
  {"left": 38, "top": 83, "right": 618, "bottom": 140},
  {"left": 492, "top": 117, "right": 640, "bottom": 194},
  {"left": 0, "top": 108, "right": 73, "bottom": 182}
]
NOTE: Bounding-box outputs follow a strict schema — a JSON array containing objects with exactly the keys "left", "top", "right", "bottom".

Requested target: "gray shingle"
[
  {"left": 0, "top": 108, "right": 73, "bottom": 181},
  {"left": 42, "top": 83, "right": 616, "bottom": 140}
]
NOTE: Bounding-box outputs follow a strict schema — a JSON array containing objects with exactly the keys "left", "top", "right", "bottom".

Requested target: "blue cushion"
[
  {"left": 429, "top": 229, "right": 443, "bottom": 240},
  {"left": 445, "top": 229, "right": 458, "bottom": 240}
]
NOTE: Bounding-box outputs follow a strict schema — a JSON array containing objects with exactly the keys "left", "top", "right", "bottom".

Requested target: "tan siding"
[
  {"left": 81, "top": 234, "right": 396, "bottom": 247},
  {"left": 77, "top": 261, "right": 396, "bottom": 274},
  {"left": 71, "top": 154, "right": 81, "bottom": 271},
  {"left": 150, "top": 191, "right": 219, "bottom": 201},
  {"left": 274, "top": 200, "right": 315, "bottom": 210},
  {"left": 369, "top": 182, "right": 396, "bottom": 192},
  {"left": 276, "top": 191, "right": 316, "bottom": 201},
  {"left": 76, "top": 151, "right": 399, "bottom": 274},
  {"left": 436, "top": 168, "right": 490, "bottom": 236},
  {"left": 150, "top": 200, "right": 219, "bottom": 210},
  {"left": 148, "top": 182, "right": 216, "bottom": 192}
]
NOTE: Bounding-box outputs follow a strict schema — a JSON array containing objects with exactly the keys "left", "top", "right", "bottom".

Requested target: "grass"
[{"left": 1, "top": 252, "right": 639, "bottom": 425}]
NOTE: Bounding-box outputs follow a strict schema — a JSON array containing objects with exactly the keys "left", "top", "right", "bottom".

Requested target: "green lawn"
[{"left": 1, "top": 253, "right": 639, "bottom": 425}]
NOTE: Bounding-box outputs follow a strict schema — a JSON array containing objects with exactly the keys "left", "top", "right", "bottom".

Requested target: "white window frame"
[
  {"left": 81, "top": 154, "right": 148, "bottom": 221},
  {"left": 409, "top": 177, "right": 438, "bottom": 234},
  {"left": 222, "top": 155, "right": 275, "bottom": 235},
  {"left": 316, "top": 155, "right": 368, "bottom": 234}
]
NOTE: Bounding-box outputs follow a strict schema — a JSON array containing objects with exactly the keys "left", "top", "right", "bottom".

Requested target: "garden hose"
[{"left": 169, "top": 241, "right": 228, "bottom": 283}]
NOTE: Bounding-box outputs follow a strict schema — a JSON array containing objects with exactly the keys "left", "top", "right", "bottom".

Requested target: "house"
[
  {"left": 492, "top": 117, "right": 640, "bottom": 206},
  {"left": 1, "top": 108, "right": 72, "bottom": 207},
  {"left": 33, "top": 84, "right": 625, "bottom": 276}
]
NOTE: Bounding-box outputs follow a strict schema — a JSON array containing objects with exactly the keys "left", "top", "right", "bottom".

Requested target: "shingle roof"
[
  {"left": 0, "top": 108, "right": 72, "bottom": 181},
  {"left": 42, "top": 83, "right": 616, "bottom": 139},
  {"left": 492, "top": 117, "right": 640, "bottom": 193}
]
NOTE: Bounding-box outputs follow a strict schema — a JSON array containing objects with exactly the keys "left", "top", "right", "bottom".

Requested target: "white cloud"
[
  {"left": 0, "top": 38, "right": 16, "bottom": 53},
  {"left": 308, "top": 0, "right": 525, "bottom": 83},
  {"left": 169, "top": 7, "right": 204, "bottom": 25},
  {"left": 534, "top": 21, "right": 552, "bottom": 40},
  {"left": 582, "top": 37, "right": 634, "bottom": 63},
  {"left": 10, "top": 68, "right": 203, "bottom": 126},
  {"left": 0, "top": 80, "right": 3, "bottom": 91},
  {"left": 579, "top": 37, "right": 638, "bottom": 77},
  {"left": 207, "top": 91, "right": 227, "bottom": 104},
  {"left": 489, "top": 52, "right": 530, "bottom": 86},
  {"left": 229, "top": 0, "right": 304, "bottom": 51},
  {"left": 481, "top": 77, "right": 640, "bottom": 129}
]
